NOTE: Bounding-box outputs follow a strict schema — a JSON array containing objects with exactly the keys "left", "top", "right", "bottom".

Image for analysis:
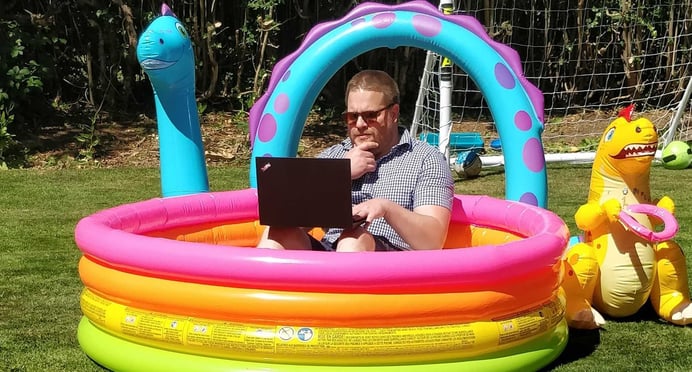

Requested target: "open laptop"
[{"left": 255, "top": 156, "right": 365, "bottom": 228}]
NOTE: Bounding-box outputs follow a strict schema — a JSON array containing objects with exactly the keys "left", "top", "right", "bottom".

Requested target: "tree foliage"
[{"left": 0, "top": 0, "right": 690, "bottom": 167}]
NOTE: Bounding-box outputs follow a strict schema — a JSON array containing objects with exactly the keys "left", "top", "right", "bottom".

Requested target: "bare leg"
[
  {"left": 256, "top": 226, "right": 312, "bottom": 250},
  {"left": 335, "top": 226, "right": 375, "bottom": 252}
]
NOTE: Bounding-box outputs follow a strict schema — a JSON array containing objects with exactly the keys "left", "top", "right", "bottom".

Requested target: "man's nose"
[{"left": 355, "top": 115, "right": 368, "bottom": 128}]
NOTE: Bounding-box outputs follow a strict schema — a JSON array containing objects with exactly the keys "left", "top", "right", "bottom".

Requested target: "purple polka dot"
[
  {"left": 519, "top": 192, "right": 539, "bottom": 206},
  {"left": 281, "top": 70, "right": 290, "bottom": 82},
  {"left": 351, "top": 18, "right": 366, "bottom": 27},
  {"left": 274, "top": 94, "right": 289, "bottom": 114},
  {"left": 372, "top": 12, "right": 396, "bottom": 29},
  {"left": 514, "top": 110, "right": 532, "bottom": 131},
  {"left": 495, "top": 63, "right": 515, "bottom": 89},
  {"left": 258, "top": 114, "right": 277, "bottom": 143},
  {"left": 262, "top": 153, "right": 273, "bottom": 157},
  {"left": 412, "top": 15, "right": 441, "bottom": 37},
  {"left": 522, "top": 137, "right": 545, "bottom": 172}
]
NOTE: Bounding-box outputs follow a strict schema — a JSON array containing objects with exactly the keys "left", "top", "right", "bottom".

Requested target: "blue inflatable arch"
[{"left": 249, "top": 1, "right": 547, "bottom": 207}]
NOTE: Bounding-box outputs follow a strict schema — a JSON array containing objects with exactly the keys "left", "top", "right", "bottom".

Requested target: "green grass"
[
  {"left": 463, "top": 163, "right": 692, "bottom": 371},
  {"left": 0, "top": 164, "right": 690, "bottom": 371}
]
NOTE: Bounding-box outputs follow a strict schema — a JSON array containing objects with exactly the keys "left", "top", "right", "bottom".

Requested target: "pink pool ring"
[
  {"left": 75, "top": 189, "right": 569, "bottom": 294},
  {"left": 618, "top": 203, "right": 679, "bottom": 242}
]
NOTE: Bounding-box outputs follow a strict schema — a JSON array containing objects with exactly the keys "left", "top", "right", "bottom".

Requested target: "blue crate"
[{"left": 418, "top": 132, "right": 484, "bottom": 152}]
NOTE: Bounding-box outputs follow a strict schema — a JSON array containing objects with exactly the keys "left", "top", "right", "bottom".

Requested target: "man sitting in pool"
[{"left": 257, "top": 70, "right": 455, "bottom": 252}]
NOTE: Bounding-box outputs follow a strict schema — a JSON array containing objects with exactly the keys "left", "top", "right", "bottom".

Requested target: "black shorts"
[{"left": 308, "top": 235, "right": 402, "bottom": 251}]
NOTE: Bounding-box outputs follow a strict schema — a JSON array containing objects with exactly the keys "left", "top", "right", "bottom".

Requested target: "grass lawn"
[{"left": 0, "top": 163, "right": 690, "bottom": 371}]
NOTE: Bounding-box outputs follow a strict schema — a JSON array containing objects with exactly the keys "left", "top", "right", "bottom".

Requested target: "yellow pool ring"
[{"left": 80, "top": 288, "right": 566, "bottom": 365}]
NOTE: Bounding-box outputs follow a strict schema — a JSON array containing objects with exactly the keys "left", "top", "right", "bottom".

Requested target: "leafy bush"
[{"left": 0, "top": 19, "right": 47, "bottom": 167}]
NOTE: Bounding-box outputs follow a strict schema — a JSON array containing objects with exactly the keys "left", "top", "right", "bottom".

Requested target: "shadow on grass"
[
  {"left": 453, "top": 167, "right": 505, "bottom": 183},
  {"left": 540, "top": 327, "right": 601, "bottom": 371},
  {"left": 541, "top": 303, "right": 669, "bottom": 370}
]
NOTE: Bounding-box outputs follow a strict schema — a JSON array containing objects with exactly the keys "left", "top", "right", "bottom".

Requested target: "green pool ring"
[{"left": 78, "top": 317, "right": 567, "bottom": 372}]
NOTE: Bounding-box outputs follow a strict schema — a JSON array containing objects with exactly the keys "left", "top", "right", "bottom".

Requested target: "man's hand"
[
  {"left": 352, "top": 198, "right": 389, "bottom": 226},
  {"left": 346, "top": 141, "right": 378, "bottom": 179}
]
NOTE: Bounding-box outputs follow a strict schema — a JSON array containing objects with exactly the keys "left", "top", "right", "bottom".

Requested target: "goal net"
[{"left": 412, "top": 0, "right": 692, "bottom": 165}]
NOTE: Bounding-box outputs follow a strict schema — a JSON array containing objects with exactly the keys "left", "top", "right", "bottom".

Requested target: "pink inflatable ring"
[
  {"left": 618, "top": 204, "right": 679, "bottom": 242},
  {"left": 75, "top": 189, "right": 569, "bottom": 294}
]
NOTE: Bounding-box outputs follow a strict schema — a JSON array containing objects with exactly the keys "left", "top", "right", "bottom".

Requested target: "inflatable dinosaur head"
[
  {"left": 136, "top": 3, "right": 194, "bottom": 92},
  {"left": 594, "top": 105, "right": 658, "bottom": 177}
]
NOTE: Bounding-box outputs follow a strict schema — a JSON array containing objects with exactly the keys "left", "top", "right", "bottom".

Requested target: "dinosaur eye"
[
  {"left": 604, "top": 128, "right": 615, "bottom": 142},
  {"left": 176, "top": 23, "right": 189, "bottom": 38},
  {"left": 635, "top": 126, "right": 641, "bottom": 133}
]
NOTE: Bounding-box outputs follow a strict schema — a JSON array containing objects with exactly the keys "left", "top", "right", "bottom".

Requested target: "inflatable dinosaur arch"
[{"left": 248, "top": 0, "right": 548, "bottom": 207}]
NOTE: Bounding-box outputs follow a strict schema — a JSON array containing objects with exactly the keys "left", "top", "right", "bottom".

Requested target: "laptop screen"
[{"left": 255, "top": 157, "right": 354, "bottom": 228}]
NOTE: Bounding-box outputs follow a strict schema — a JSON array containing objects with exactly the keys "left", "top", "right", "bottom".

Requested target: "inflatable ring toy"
[{"left": 618, "top": 204, "right": 679, "bottom": 242}]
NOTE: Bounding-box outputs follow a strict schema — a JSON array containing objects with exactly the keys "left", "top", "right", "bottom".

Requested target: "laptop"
[{"left": 255, "top": 156, "right": 365, "bottom": 228}]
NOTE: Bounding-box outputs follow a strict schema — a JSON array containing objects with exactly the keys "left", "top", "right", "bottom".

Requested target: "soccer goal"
[{"left": 412, "top": 0, "right": 692, "bottom": 166}]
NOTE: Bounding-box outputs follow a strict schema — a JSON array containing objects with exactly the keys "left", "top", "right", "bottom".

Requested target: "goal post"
[
  {"left": 662, "top": 75, "right": 692, "bottom": 147},
  {"left": 412, "top": 0, "right": 455, "bottom": 160},
  {"left": 413, "top": 0, "right": 692, "bottom": 166}
]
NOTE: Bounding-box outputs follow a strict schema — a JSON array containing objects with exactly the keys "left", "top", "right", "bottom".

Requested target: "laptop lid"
[{"left": 255, "top": 156, "right": 354, "bottom": 228}]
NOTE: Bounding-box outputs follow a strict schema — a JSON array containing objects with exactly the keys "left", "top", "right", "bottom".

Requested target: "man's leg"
[
  {"left": 335, "top": 226, "right": 375, "bottom": 252},
  {"left": 257, "top": 226, "right": 312, "bottom": 250}
]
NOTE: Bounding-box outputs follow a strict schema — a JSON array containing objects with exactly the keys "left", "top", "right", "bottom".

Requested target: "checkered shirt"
[{"left": 319, "top": 127, "right": 454, "bottom": 250}]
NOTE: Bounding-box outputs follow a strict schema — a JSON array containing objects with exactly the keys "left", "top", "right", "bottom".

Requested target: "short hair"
[{"left": 345, "top": 70, "right": 400, "bottom": 106}]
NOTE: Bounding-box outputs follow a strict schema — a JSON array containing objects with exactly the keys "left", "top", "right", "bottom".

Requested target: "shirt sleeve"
[{"left": 413, "top": 147, "right": 455, "bottom": 210}]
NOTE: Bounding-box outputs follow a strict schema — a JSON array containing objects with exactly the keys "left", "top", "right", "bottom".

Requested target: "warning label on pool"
[{"left": 80, "top": 288, "right": 564, "bottom": 359}]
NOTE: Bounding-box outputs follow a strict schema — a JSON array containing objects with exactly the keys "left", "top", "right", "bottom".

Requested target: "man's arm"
[
  {"left": 351, "top": 199, "right": 451, "bottom": 250},
  {"left": 384, "top": 203, "right": 451, "bottom": 250}
]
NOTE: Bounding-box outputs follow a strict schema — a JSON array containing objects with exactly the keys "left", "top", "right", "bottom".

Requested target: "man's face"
[{"left": 344, "top": 90, "right": 399, "bottom": 157}]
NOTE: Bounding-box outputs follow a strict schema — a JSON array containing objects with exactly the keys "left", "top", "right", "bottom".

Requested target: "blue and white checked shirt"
[{"left": 319, "top": 127, "right": 454, "bottom": 250}]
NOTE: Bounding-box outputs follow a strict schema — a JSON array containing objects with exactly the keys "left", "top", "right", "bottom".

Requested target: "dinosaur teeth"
[
  {"left": 623, "top": 143, "right": 656, "bottom": 157},
  {"left": 612, "top": 143, "right": 657, "bottom": 159}
]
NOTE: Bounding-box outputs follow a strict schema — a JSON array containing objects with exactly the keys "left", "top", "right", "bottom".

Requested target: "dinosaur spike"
[
  {"left": 618, "top": 104, "right": 635, "bottom": 121},
  {"left": 161, "top": 3, "right": 176, "bottom": 18}
]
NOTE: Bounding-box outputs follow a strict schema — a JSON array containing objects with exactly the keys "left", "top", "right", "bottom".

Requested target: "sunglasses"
[{"left": 342, "top": 103, "right": 394, "bottom": 125}]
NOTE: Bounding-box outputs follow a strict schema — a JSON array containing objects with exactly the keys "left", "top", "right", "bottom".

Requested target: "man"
[{"left": 257, "top": 70, "right": 454, "bottom": 252}]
